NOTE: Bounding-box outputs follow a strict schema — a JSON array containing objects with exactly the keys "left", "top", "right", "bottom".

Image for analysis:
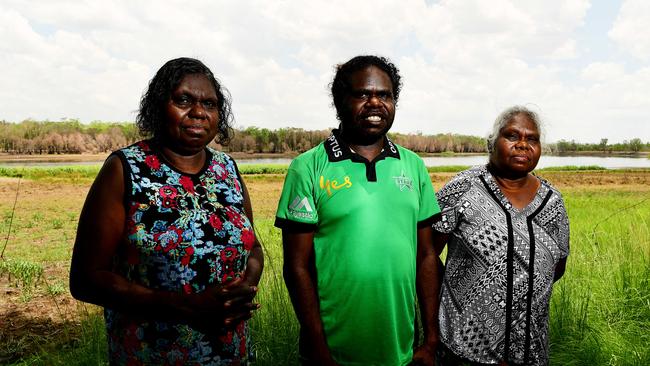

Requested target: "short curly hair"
[
  {"left": 330, "top": 55, "right": 402, "bottom": 122},
  {"left": 136, "top": 57, "right": 234, "bottom": 145}
]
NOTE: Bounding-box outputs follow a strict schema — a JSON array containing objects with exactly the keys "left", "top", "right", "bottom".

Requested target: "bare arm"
[
  {"left": 282, "top": 230, "right": 338, "bottom": 366},
  {"left": 412, "top": 226, "right": 442, "bottom": 365},
  {"left": 69, "top": 155, "right": 255, "bottom": 329}
]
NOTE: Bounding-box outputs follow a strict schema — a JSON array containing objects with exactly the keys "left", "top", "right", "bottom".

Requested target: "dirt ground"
[{"left": 1, "top": 170, "right": 649, "bottom": 362}]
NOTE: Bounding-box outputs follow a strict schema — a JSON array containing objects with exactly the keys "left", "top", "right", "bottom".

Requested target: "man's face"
[{"left": 339, "top": 66, "right": 395, "bottom": 145}]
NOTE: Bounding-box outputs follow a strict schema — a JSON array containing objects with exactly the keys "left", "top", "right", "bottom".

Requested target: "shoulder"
[
  {"left": 289, "top": 143, "right": 327, "bottom": 169},
  {"left": 117, "top": 139, "right": 151, "bottom": 155},
  {"left": 437, "top": 166, "right": 484, "bottom": 202},
  {"left": 394, "top": 144, "right": 422, "bottom": 162},
  {"left": 538, "top": 176, "right": 568, "bottom": 210},
  {"left": 538, "top": 175, "right": 563, "bottom": 197},
  {"left": 207, "top": 146, "right": 234, "bottom": 165},
  {"left": 446, "top": 165, "right": 485, "bottom": 187}
]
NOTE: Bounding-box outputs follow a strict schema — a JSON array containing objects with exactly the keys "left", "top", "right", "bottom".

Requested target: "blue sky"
[{"left": 1, "top": 0, "right": 649, "bottom": 143}]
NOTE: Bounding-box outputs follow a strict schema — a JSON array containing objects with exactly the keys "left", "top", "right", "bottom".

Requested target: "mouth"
[
  {"left": 182, "top": 125, "right": 206, "bottom": 137},
  {"left": 511, "top": 155, "right": 530, "bottom": 163},
  {"left": 360, "top": 112, "right": 387, "bottom": 124}
]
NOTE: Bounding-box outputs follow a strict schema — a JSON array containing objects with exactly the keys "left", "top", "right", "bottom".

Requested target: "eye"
[
  {"left": 202, "top": 100, "right": 218, "bottom": 110},
  {"left": 377, "top": 92, "right": 393, "bottom": 100},
  {"left": 173, "top": 94, "right": 192, "bottom": 106},
  {"left": 352, "top": 91, "right": 369, "bottom": 99},
  {"left": 504, "top": 133, "right": 518, "bottom": 141}
]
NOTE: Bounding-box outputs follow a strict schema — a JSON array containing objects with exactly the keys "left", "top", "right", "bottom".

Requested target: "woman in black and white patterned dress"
[{"left": 432, "top": 106, "right": 569, "bottom": 366}]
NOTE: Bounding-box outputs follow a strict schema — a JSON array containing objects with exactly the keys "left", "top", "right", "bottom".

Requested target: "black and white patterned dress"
[{"left": 433, "top": 165, "right": 569, "bottom": 365}]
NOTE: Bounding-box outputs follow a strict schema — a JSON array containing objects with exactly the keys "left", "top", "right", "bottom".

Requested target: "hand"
[
  {"left": 411, "top": 343, "right": 437, "bottom": 366},
  {"left": 186, "top": 278, "right": 260, "bottom": 332},
  {"left": 221, "top": 277, "right": 261, "bottom": 327}
]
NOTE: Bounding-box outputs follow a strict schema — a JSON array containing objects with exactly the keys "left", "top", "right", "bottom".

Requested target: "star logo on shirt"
[{"left": 392, "top": 171, "right": 413, "bottom": 191}]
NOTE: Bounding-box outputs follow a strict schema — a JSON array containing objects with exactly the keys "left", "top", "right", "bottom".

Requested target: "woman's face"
[
  {"left": 490, "top": 113, "right": 541, "bottom": 176},
  {"left": 163, "top": 73, "right": 219, "bottom": 154}
]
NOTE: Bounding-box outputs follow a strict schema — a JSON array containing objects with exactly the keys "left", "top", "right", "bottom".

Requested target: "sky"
[{"left": 1, "top": 0, "right": 649, "bottom": 143}]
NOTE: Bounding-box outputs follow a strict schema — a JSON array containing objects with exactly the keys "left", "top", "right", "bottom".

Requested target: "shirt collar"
[{"left": 324, "top": 129, "right": 400, "bottom": 162}]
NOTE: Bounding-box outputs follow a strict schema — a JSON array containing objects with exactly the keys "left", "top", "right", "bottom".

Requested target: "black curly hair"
[
  {"left": 330, "top": 55, "right": 402, "bottom": 122},
  {"left": 136, "top": 57, "right": 234, "bottom": 145}
]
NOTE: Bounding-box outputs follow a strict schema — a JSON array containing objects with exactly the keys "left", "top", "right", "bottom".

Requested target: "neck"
[
  {"left": 487, "top": 163, "right": 530, "bottom": 188},
  {"left": 340, "top": 132, "right": 385, "bottom": 161},
  {"left": 160, "top": 145, "right": 206, "bottom": 174}
]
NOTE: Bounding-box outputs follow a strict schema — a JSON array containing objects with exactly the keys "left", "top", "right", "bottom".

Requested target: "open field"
[{"left": 1, "top": 168, "right": 649, "bottom": 365}]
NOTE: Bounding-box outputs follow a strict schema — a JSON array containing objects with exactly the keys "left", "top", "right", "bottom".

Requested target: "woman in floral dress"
[{"left": 70, "top": 57, "right": 264, "bottom": 365}]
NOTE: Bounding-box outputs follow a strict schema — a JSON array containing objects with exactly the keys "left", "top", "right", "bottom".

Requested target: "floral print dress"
[{"left": 105, "top": 140, "right": 255, "bottom": 365}]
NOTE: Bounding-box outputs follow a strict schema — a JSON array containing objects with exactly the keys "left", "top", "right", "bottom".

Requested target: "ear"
[{"left": 486, "top": 138, "right": 493, "bottom": 153}]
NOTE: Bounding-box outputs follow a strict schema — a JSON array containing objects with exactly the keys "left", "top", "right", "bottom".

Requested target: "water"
[
  {"left": 420, "top": 155, "right": 650, "bottom": 169},
  {"left": 1, "top": 155, "right": 649, "bottom": 169}
]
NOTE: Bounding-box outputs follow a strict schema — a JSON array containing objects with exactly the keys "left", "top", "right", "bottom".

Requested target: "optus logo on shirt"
[{"left": 320, "top": 175, "right": 352, "bottom": 196}]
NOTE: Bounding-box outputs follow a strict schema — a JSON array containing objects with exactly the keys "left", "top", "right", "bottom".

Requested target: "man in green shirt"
[{"left": 275, "top": 55, "right": 441, "bottom": 366}]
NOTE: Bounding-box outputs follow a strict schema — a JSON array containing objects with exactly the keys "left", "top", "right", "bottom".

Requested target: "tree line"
[{"left": 0, "top": 120, "right": 647, "bottom": 155}]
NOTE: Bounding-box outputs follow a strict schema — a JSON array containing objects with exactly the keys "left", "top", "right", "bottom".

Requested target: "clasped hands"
[{"left": 185, "top": 277, "right": 260, "bottom": 333}]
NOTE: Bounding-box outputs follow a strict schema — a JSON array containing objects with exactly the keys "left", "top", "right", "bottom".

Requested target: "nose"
[
  {"left": 189, "top": 102, "right": 207, "bottom": 119},
  {"left": 367, "top": 94, "right": 382, "bottom": 107},
  {"left": 514, "top": 139, "right": 530, "bottom": 150}
]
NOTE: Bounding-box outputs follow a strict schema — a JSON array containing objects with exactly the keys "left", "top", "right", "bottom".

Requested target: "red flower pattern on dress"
[
  {"left": 179, "top": 175, "right": 195, "bottom": 194},
  {"left": 153, "top": 225, "right": 184, "bottom": 253},
  {"left": 241, "top": 229, "right": 255, "bottom": 251},
  {"left": 220, "top": 246, "right": 238, "bottom": 262},
  {"left": 144, "top": 155, "right": 161, "bottom": 170},
  {"left": 159, "top": 186, "right": 178, "bottom": 208},
  {"left": 209, "top": 213, "right": 223, "bottom": 230},
  {"left": 225, "top": 207, "right": 244, "bottom": 228},
  {"left": 180, "top": 246, "right": 194, "bottom": 266}
]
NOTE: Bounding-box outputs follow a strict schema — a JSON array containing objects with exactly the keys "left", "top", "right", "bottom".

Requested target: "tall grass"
[{"left": 548, "top": 189, "right": 650, "bottom": 365}]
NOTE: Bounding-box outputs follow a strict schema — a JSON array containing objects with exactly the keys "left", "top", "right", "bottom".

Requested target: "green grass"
[
  {"left": 2, "top": 165, "right": 649, "bottom": 183},
  {"left": 547, "top": 189, "right": 650, "bottom": 365},
  {"left": 0, "top": 166, "right": 102, "bottom": 183},
  {"left": 1, "top": 171, "right": 649, "bottom": 365}
]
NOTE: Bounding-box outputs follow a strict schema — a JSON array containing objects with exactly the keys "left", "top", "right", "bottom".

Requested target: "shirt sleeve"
[
  {"left": 274, "top": 158, "right": 319, "bottom": 232},
  {"left": 417, "top": 160, "right": 441, "bottom": 228},
  {"left": 555, "top": 193, "right": 570, "bottom": 259},
  {"left": 431, "top": 173, "right": 468, "bottom": 234}
]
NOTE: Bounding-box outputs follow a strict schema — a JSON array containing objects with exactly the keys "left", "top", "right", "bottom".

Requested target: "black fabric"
[
  {"left": 274, "top": 217, "right": 317, "bottom": 233},
  {"left": 323, "top": 129, "right": 400, "bottom": 182}
]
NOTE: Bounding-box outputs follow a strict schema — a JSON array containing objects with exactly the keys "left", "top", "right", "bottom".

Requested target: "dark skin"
[
  {"left": 69, "top": 73, "right": 263, "bottom": 333},
  {"left": 432, "top": 114, "right": 566, "bottom": 365},
  {"left": 283, "top": 66, "right": 438, "bottom": 366},
  {"left": 339, "top": 66, "right": 396, "bottom": 161}
]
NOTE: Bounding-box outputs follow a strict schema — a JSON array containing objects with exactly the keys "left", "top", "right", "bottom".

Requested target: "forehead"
[
  {"left": 174, "top": 73, "right": 216, "bottom": 94},
  {"left": 347, "top": 66, "right": 393, "bottom": 90},
  {"left": 501, "top": 113, "right": 539, "bottom": 134}
]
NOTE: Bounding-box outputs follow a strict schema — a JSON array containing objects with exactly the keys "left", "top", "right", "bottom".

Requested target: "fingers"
[{"left": 224, "top": 305, "right": 260, "bottom": 327}]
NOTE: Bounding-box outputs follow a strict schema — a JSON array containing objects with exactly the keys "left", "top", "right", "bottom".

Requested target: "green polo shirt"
[{"left": 275, "top": 130, "right": 440, "bottom": 366}]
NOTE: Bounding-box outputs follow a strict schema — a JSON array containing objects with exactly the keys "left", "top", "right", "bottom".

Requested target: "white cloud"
[{"left": 609, "top": 0, "right": 650, "bottom": 61}]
